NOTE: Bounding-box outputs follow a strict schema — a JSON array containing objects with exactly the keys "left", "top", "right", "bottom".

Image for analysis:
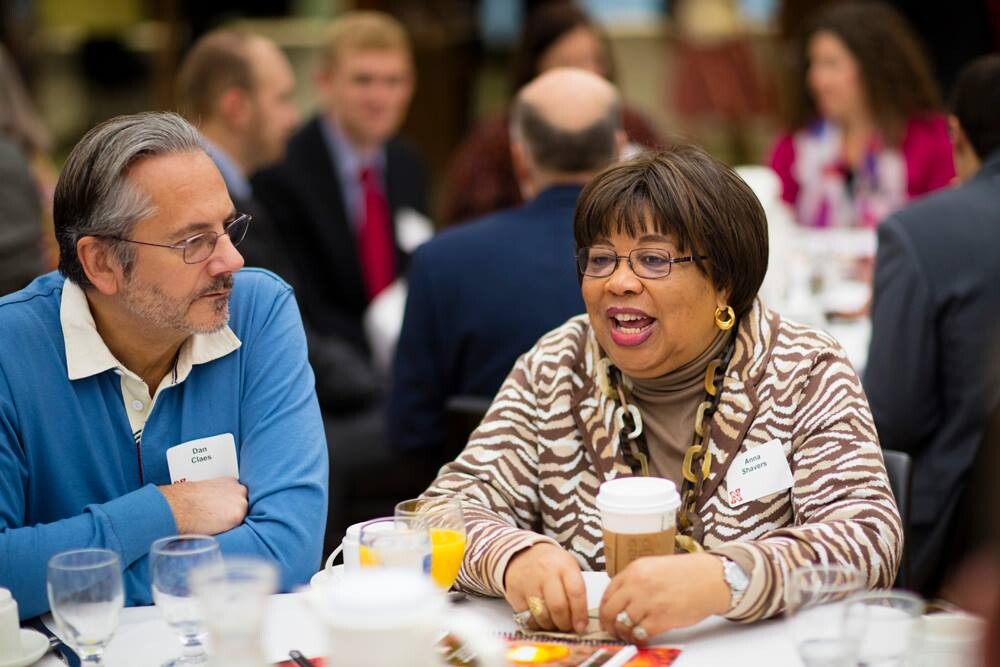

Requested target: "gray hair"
[{"left": 55, "top": 111, "right": 203, "bottom": 288}]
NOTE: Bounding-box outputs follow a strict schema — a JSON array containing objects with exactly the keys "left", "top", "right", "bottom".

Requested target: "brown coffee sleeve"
[{"left": 603, "top": 528, "right": 675, "bottom": 576}]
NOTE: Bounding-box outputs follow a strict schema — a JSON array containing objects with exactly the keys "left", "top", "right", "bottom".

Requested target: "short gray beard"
[{"left": 119, "top": 274, "right": 233, "bottom": 336}]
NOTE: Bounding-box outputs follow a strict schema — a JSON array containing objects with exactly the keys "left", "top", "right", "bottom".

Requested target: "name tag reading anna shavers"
[
  {"left": 166, "top": 433, "right": 239, "bottom": 483},
  {"left": 724, "top": 439, "right": 794, "bottom": 507}
]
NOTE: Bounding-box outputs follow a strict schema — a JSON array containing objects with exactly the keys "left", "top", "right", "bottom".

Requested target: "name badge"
[
  {"left": 725, "top": 439, "right": 794, "bottom": 506},
  {"left": 166, "top": 433, "right": 239, "bottom": 484}
]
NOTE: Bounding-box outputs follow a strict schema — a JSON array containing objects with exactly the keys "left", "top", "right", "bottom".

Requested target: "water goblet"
[
  {"left": 845, "top": 590, "right": 925, "bottom": 666},
  {"left": 395, "top": 497, "right": 466, "bottom": 590},
  {"left": 151, "top": 535, "right": 223, "bottom": 666},
  {"left": 358, "top": 519, "right": 431, "bottom": 576},
  {"left": 47, "top": 548, "right": 124, "bottom": 666},
  {"left": 785, "top": 564, "right": 864, "bottom": 667},
  {"left": 191, "top": 557, "right": 278, "bottom": 667}
]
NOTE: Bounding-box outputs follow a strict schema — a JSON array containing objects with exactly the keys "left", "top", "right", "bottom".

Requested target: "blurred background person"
[
  {"left": 176, "top": 27, "right": 299, "bottom": 272},
  {"left": 253, "top": 10, "right": 428, "bottom": 367},
  {"left": 769, "top": 1, "right": 954, "bottom": 229},
  {"left": 389, "top": 67, "right": 623, "bottom": 481},
  {"left": 0, "top": 135, "right": 42, "bottom": 295},
  {"left": 251, "top": 10, "right": 428, "bottom": 547},
  {"left": 0, "top": 41, "right": 56, "bottom": 290},
  {"left": 865, "top": 54, "right": 1000, "bottom": 598},
  {"left": 439, "top": 1, "right": 661, "bottom": 228}
]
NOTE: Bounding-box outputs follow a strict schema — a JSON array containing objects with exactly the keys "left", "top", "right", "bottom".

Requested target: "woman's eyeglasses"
[{"left": 576, "top": 247, "right": 706, "bottom": 279}]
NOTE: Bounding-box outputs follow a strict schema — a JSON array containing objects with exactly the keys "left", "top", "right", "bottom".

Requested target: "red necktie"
[{"left": 357, "top": 166, "right": 396, "bottom": 301}]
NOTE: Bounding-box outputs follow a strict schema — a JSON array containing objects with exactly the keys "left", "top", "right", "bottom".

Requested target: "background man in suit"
[
  {"left": 389, "top": 67, "right": 624, "bottom": 467},
  {"left": 865, "top": 54, "right": 1000, "bottom": 597},
  {"left": 252, "top": 10, "right": 428, "bottom": 363},
  {"left": 251, "top": 11, "right": 428, "bottom": 545},
  {"left": 176, "top": 28, "right": 299, "bottom": 279}
]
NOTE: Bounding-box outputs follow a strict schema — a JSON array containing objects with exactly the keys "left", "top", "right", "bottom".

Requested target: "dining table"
[{"left": 32, "top": 571, "right": 805, "bottom": 667}]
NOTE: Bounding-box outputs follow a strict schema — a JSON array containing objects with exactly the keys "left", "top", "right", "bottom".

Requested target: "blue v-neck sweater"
[{"left": 0, "top": 269, "right": 327, "bottom": 618}]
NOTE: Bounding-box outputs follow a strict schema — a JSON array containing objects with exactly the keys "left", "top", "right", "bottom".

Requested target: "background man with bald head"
[{"left": 389, "top": 67, "right": 624, "bottom": 463}]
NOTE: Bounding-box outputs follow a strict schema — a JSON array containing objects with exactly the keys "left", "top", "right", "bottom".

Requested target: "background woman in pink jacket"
[{"left": 770, "top": 1, "right": 954, "bottom": 228}]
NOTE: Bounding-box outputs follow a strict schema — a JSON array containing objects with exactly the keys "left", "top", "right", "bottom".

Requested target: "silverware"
[
  {"left": 288, "top": 649, "right": 316, "bottom": 666},
  {"left": 25, "top": 618, "right": 78, "bottom": 667}
]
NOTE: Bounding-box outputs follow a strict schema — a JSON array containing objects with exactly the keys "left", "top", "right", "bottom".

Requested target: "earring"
[{"left": 714, "top": 305, "right": 736, "bottom": 331}]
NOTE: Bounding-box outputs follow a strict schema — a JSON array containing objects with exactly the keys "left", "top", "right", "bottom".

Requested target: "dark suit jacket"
[
  {"left": 251, "top": 115, "right": 429, "bottom": 356},
  {"left": 210, "top": 159, "right": 382, "bottom": 414},
  {"left": 865, "top": 150, "right": 1000, "bottom": 593},
  {"left": 388, "top": 185, "right": 586, "bottom": 452}
]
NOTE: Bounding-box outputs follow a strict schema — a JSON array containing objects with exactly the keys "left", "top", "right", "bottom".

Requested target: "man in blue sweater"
[{"left": 0, "top": 112, "right": 328, "bottom": 618}]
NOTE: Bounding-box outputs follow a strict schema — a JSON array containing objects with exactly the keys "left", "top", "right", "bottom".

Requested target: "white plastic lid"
[
  {"left": 596, "top": 477, "right": 681, "bottom": 514},
  {"left": 311, "top": 570, "right": 441, "bottom": 629},
  {"left": 0, "top": 588, "right": 10, "bottom": 603}
]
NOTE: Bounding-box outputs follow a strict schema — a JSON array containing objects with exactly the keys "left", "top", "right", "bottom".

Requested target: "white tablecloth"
[{"left": 38, "top": 572, "right": 803, "bottom": 666}]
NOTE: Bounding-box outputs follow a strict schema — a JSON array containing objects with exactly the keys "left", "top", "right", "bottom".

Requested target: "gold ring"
[{"left": 527, "top": 595, "right": 546, "bottom": 619}]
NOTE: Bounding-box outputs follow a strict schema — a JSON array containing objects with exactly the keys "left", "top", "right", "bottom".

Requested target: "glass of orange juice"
[{"left": 395, "top": 497, "right": 466, "bottom": 590}]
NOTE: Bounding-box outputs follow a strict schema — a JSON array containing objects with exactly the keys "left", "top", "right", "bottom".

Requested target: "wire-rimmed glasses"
[
  {"left": 102, "top": 213, "right": 251, "bottom": 264},
  {"left": 576, "top": 247, "right": 707, "bottom": 279},
  {"left": 47, "top": 548, "right": 124, "bottom": 666}
]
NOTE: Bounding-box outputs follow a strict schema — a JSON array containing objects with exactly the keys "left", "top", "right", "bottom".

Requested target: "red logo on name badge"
[{"left": 729, "top": 488, "right": 743, "bottom": 504}]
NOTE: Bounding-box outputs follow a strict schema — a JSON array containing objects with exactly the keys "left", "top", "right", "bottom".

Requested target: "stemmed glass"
[
  {"left": 150, "top": 535, "right": 222, "bottom": 666},
  {"left": 785, "top": 564, "right": 864, "bottom": 667},
  {"left": 47, "top": 548, "right": 124, "bottom": 666},
  {"left": 395, "top": 497, "right": 466, "bottom": 590},
  {"left": 191, "top": 557, "right": 278, "bottom": 667}
]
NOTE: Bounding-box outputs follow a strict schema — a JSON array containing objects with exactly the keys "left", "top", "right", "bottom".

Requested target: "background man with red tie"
[
  {"left": 253, "top": 10, "right": 427, "bottom": 371},
  {"left": 252, "top": 10, "right": 428, "bottom": 546}
]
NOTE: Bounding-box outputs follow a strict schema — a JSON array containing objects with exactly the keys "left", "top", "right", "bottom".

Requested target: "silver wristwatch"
[{"left": 719, "top": 556, "right": 750, "bottom": 608}]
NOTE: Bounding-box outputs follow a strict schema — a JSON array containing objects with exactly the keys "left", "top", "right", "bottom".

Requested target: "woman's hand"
[
  {"left": 503, "top": 543, "right": 589, "bottom": 634},
  {"left": 599, "top": 553, "right": 731, "bottom": 643}
]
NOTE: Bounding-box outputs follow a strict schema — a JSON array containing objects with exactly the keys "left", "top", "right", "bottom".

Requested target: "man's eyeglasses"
[
  {"left": 102, "top": 213, "right": 251, "bottom": 264},
  {"left": 576, "top": 247, "right": 706, "bottom": 279}
]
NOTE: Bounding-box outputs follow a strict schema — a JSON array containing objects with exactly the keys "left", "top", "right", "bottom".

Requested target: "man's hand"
[
  {"left": 503, "top": 543, "right": 589, "bottom": 634},
  {"left": 158, "top": 478, "right": 248, "bottom": 535},
  {"left": 599, "top": 553, "right": 731, "bottom": 643}
]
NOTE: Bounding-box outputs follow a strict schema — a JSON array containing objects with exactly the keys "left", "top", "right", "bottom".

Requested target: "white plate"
[
  {"left": 0, "top": 628, "right": 49, "bottom": 667},
  {"left": 309, "top": 564, "right": 345, "bottom": 588}
]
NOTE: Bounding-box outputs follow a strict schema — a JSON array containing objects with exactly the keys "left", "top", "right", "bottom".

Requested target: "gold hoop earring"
[{"left": 714, "top": 305, "right": 736, "bottom": 331}]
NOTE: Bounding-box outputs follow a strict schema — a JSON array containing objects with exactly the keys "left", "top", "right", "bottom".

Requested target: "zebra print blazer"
[{"left": 425, "top": 300, "right": 902, "bottom": 622}]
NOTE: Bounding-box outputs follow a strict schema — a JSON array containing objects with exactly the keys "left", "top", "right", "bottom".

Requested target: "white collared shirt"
[{"left": 60, "top": 279, "right": 241, "bottom": 437}]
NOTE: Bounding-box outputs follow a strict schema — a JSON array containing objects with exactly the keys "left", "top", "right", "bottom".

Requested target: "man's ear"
[
  {"left": 218, "top": 87, "right": 251, "bottom": 130},
  {"left": 510, "top": 139, "right": 536, "bottom": 200},
  {"left": 614, "top": 129, "right": 628, "bottom": 159},
  {"left": 76, "top": 236, "right": 124, "bottom": 296}
]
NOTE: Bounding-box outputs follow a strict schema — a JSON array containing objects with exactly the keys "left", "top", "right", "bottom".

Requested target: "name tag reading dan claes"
[
  {"left": 166, "top": 433, "right": 239, "bottom": 484},
  {"left": 725, "top": 439, "right": 794, "bottom": 506}
]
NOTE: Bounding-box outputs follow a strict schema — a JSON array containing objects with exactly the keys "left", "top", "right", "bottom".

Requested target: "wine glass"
[
  {"left": 785, "top": 564, "right": 864, "bottom": 667},
  {"left": 191, "top": 557, "right": 278, "bottom": 667},
  {"left": 395, "top": 497, "right": 466, "bottom": 590},
  {"left": 150, "top": 535, "right": 222, "bottom": 666},
  {"left": 47, "top": 548, "right": 124, "bottom": 666}
]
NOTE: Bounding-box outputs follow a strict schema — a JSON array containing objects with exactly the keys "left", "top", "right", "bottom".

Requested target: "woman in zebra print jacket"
[{"left": 423, "top": 146, "right": 902, "bottom": 641}]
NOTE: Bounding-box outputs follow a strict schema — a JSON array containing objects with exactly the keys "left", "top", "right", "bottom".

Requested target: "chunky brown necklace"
[{"left": 610, "top": 334, "right": 736, "bottom": 553}]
